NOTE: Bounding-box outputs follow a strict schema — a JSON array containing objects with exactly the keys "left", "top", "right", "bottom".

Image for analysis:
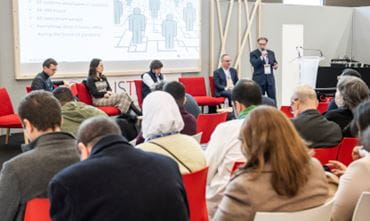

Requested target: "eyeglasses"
[{"left": 290, "top": 98, "right": 299, "bottom": 106}]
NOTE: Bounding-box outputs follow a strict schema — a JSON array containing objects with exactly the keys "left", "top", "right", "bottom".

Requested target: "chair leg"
[{"left": 5, "top": 128, "right": 10, "bottom": 144}]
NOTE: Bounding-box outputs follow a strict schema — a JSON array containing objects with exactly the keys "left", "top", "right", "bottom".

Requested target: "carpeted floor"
[{"left": 0, "top": 133, "right": 24, "bottom": 170}]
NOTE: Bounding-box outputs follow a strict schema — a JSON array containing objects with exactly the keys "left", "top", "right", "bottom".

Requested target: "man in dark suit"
[
  {"left": 49, "top": 116, "right": 189, "bottom": 221},
  {"left": 250, "top": 37, "right": 278, "bottom": 101},
  {"left": 213, "top": 54, "right": 239, "bottom": 106}
]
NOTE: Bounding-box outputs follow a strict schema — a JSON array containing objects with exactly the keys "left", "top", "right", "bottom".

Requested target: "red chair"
[
  {"left": 279, "top": 106, "right": 294, "bottom": 118},
  {"left": 337, "top": 137, "right": 359, "bottom": 166},
  {"left": 24, "top": 198, "right": 51, "bottom": 221},
  {"left": 0, "top": 88, "right": 23, "bottom": 144},
  {"left": 179, "top": 77, "right": 224, "bottom": 108},
  {"left": 75, "top": 83, "right": 120, "bottom": 116},
  {"left": 231, "top": 161, "right": 245, "bottom": 175},
  {"left": 182, "top": 167, "right": 209, "bottom": 221},
  {"left": 208, "top": 76, "right": 225, "bottom": 103},
  {"left": 196, "top": 112, "right": 227, "bottom": 144},
  {"left": 313, "top": 146, "right": 339, "bottom": 165},
  {"left": 134, "top": 80, "right": 143, "bottom": 108},
  {"left": 317, "top": 102, "right": 329, "bottom": 114},
  {"left": 26, "top": 86, "right": 32, "bottom": 93},
  {"left": 70, "top": 84, "right": 78, "bottom": 97}
]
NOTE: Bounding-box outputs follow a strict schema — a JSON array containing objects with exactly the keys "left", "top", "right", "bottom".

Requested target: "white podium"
[{"left": 294, "top": 56, "right": 325, "bottom": 88}]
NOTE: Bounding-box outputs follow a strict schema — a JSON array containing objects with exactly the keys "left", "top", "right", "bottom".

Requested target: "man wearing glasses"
[
  {"left": 31, "top": 58, "right": 68, "bottom": 92},
  {"left": 213, "top": 54, "right": 239, "bottom": 106},
  {"left": 250, "top": 37, "right": 278, "bottom": 101}
]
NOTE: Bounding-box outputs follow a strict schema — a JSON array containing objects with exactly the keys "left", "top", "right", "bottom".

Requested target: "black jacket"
[
  {"left": 325, "top": 108, "right": 354, "bottom": 137},
  {"left": 213, "top": 67, "right": 238, "bottom": 96},
  {"left": 292, "top": 109, "right": 342, "bottom": 148},
  {"left": 49, "top": 135, "right": 189, "bottom": 221},
  {"left": 31, "top": 72, "right": 64, "bottom": 92},
  {"left": 86, "top": 75, "right": 112, "bottom": 98}
]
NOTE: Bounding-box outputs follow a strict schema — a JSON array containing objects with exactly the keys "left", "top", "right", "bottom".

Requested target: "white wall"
[
  {"left": 0, "top": 1, "right": 355, "bottom": 108},
  {"left": 353, "top": 6, "right": 370, "bottom": 64}
]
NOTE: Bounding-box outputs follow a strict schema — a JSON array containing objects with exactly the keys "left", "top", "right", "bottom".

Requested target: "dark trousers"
[
  {"left": 218, "top": 90, "right": 233, "bottom": 106},
  {"left": 254, "top": 74, "right": 276, "bottom": 100}
]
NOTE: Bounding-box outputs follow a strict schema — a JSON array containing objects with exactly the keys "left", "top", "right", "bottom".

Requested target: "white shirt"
[
  {"left": 222, "top": 68, "right": 233, "bottom": 89},
  {"left": 205, "top": 119, "right": 245, "bottom": 218},
  {"left": 142, "top": 72, "right": 166, "bottom": 90}
]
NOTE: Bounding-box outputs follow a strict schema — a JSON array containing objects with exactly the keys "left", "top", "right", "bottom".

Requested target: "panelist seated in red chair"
[
  {"left": 291, "top": 85, "right": 342, "bottom": 148},
  {"left": 31, "top": 58, "right": 68, "bottom": 92},
  {"left": 141, "top": 59, "right": 166, "bottom": 99},
  {"left": 213, "top": 54, "right": 239, "bottom": 106},
  {"left": 86, "top": 58, "right": 142, "bottom": 116},
  {"left": 0, "top": 91, "right": 79, "bottom": 221},
  {"left": 137, "top": 91, "right": 207, "bottom": 174},
  {"left": 49, "top": 117, "right": 189, "bottom": 221}
]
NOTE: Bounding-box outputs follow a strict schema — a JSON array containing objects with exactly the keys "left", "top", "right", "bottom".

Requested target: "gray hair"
[
  {"left": 361, "top": 126, "right": 370, "bottom": 152},
  {"left": 77, "top": 116, "right": 121, "bottom": 147},
  {"left": 337, "top": 76, "right": 370, "bottom": 110}
]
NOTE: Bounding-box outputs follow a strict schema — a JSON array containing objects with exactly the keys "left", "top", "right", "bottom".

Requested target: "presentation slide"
[{"left": 15, "top": 0, "right": 201, "bottom": 78}]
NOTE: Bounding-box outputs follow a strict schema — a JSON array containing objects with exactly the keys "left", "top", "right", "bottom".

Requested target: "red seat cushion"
[
  {"left": 179, "top": 77, "right": 207, "bottom": 96},
  {"left": 0, "top": 114, "right": 23, "bottom": 128},
  {"left": 98, "top": 107, "right": 121, "bottom": 116},
  {"left": 194, "top": 96, "right": 224, "bottom": 106}
]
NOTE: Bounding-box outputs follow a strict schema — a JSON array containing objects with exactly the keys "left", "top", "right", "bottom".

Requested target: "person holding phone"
[{"left": 250, "top": 37, "right": 278, "bottom": 101}]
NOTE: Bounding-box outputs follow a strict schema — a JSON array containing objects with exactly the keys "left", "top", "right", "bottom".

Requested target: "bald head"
[{"left": 291, "top": 85, "right": 318, "bottom": 116}]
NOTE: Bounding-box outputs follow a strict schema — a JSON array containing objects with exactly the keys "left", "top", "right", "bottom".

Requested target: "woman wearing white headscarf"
[{"left": 137, "top": 91, "right": 207, "bottom": 174}]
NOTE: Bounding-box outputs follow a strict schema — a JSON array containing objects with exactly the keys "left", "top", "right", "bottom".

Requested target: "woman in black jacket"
[{"left": 86, "top": 58, "right": 141, "bottom": 115}]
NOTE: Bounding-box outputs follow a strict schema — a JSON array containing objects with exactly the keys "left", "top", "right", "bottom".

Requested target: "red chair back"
[
  {"left": 279, "top": 106, "right": 294, "bottom": 118},
  {"left": 26, "top": 86, "right": 32, "bottom": 93},
  {"left": 317, "top": 102, "right": 329, "bottom": 114},
  {"left": 24, "top": 198, "right": 51, "bottom": 221},
  {"left": 209, "top": 76, "right": 216, "bottom": 97},
  {"left": 0, "top": 88, "right": 15, "bottom": 117},
  {"left": 182, "top": 167, "right": 209, "bottom": 221},
  {"left": 70, "top": 84, "right": 78, "bottom": 97},
  {"left": 337, "top": 137, "right": 359, "bottom": 166},
  {"left": 231, "top": 161, "right": 245, "bottom": 176},
  {"left": 134, "top": 80, "right": 143, "bottom": 108},
  {"left": 75, "top": 83, "right": 93, "bottom": 105},
  {"left": 313, "top": 146, "right": 339, "bottom": 165},
  {"left": 196, "top": 112, "right": 227, "bottom": 144},
  {"left": 179, "top": 77, "right": 207, "bottom": 97}
]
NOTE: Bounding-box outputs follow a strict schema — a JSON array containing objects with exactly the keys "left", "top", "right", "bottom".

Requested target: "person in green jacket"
[{"left": 53, "top": 87, "right": 107, "bottom": 137}]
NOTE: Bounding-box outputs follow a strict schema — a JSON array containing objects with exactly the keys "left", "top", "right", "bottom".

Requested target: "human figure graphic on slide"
[
  {"left": 113, "top": 0, "right": 123, "bottom": 25},
  {"left": 129, "top": 8, "right": 146, "bottom": 44},
  {"left": 149, "top": 0, "right": 160, "bottom": 19},
  {"left": 183, "top": 2, "right": 196, "bottom": 31},
  {"left": 126, "top": 0, "right": 133, "bottom": 6},
  {"left": 162, "top": 14, "right": 177, "bottom": 49},
  {"left": 174, "top": 0, "right": 182, "bottom": 7}
]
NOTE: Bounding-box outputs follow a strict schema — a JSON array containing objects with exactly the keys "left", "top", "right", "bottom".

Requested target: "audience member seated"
[
  {"left": 328, "top": 100, "right": 370, "bottom": 176},
  {"left": 86, "top": 58, "right": 142, "bottom": 115},
  {"left": 331, "top": 126, "right": 370, "bottom": 221},
  {"left": 325, "top": 76, "right": 370, "bottom": 137},
  {"left": 262, "top": 96, "right": 276, "bottom": 107},
  {"left": 137, "top": 91, "right": 206, "bottom": 174},
  {"left": 136, "top": 81, "right": 198, "bottom": 144},
  {"left": 291, "top": 85, "right": 342, "bottom": 148},
  {"left": 0, "top": 91, "right": 79, "bottom": 221},
  {"left": 213, "top": 54, "right": 239, "bottom": 106},
  {"left": 185, "top": 93, "right": 201, "bottom": 118},
  {"left": 206, "top": 79, "right": 262, "bottom": 217},
  {"left": 214, "top": 106, "right": 329, "bottom": 221},
  {"left": 31, "top": 58, "right": 68, "bottom": 91},
  {"left": 48, "top": 117, "right": 189, "bottom": 221},
  {"left": 52, "top": 87, "right": 107, "bottom": 136},
  {"left": 328, "top": 68, "right": 362, "bottom": 111},
  {"left": 141, "top": 60, "right": 166, "bottom": 99}
]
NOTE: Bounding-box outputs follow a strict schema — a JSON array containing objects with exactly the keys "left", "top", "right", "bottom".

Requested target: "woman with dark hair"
[
  {"left": 214, "top": 106, "right": 329, "bottom": 221},
  {"left": 325, "top": 76, "right": 370, "bottom": 137},
  {"left": 86, "top": 58, "right": 141, "bottom": 115}
]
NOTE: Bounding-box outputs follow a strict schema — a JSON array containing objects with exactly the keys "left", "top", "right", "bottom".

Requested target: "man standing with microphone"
[{"left": 250, "top": 37, "right": 278, "bottom": 101}]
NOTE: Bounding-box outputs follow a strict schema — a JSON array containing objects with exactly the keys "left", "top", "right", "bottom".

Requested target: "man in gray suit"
[{"left": 0, "top": 91, "right": 79, "bottom": 221}]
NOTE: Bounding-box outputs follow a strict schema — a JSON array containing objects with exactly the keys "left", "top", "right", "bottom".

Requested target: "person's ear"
[
  {"left": 183, "top": 96, "right": 187, "bottom": 105},
  {"left": 23, "top": 119, "right": 34, "bottom": 139},
  {"left": 78, "top": 142, "right": 92, "bottom": 161}
]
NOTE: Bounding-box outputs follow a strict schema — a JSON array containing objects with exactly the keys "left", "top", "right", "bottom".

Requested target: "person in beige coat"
[
  {"left": 214, "top": 106, "right": 329, "bottom": 221},
  {"left": 331, "top": 126, "right": 370, "bottom": 221},
  {"left": 137, "top": 91, "right": 206, "bottom": 174}
]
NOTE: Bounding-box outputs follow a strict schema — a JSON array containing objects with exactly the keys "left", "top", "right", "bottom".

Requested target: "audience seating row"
[{"left": 280, "top": 102, "right": 330, "bottom": 118}]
